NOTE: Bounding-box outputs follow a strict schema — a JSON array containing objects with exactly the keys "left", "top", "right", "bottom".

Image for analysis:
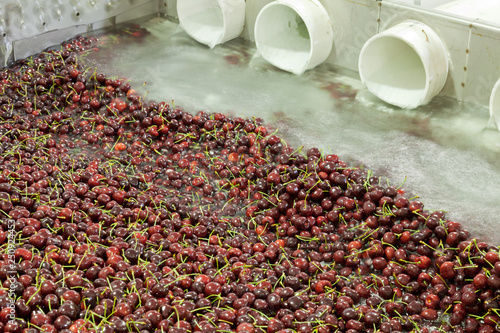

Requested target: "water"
[{"left": 88, "top": 18, "right": 500, "bottom": 245}]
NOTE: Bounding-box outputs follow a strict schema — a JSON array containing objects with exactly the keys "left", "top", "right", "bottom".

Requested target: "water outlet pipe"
[
  {"left": 253, "top": 0, "right": 333, "bottom": 75},
  {"left": 358, "top": 20, "right": 448, "bottom": 109},
  {"left": 177, "top": 0, "right": 245, "bottom": 48}
]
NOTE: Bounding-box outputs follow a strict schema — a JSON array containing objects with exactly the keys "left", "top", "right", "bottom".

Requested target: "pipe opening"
[
  {"left": 177, "top": 0, "right": 245, "bottom": 48},
  {"left": 179, "top": 0, "right": 224, "bottom": 45},
  {"left": 255, "top": 4, "right": 311, "bottom": 74},
  {"left": 359, "top": 21, "right": 448, "bottom": 109},
  {"left": 254, "top": 0, "right": 333, "bottom": 75},
  {"left": 360, "top": 37, "right": 426, "bottom": 107}
]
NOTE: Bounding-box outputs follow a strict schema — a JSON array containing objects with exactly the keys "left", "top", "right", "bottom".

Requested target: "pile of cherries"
[{"left": 0, "top": 28, "right": 499, "bottom": 333}]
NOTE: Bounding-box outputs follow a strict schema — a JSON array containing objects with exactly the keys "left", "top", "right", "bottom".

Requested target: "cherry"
[
  {"left": 115, "top": 303, "right": 133, "bottom": 317},
  {"left": 205, "top": 282, "right": 222, "bottom": 296},
  {"left": 487, "top": 274, "right": 500, "bottom": 288},
  {"left": 58, "top": 301, "right": 79, "bottom": 320},
  {"left": 30, "top": 312, "right": 52, "bottom": 327},
  {"left": 363, "top": 309, "right": 380, "bottom": 325},
  {"left": 461, "top": 290, "right": 477, "bottom": 306},
  {"left": 421, "top": 308, "right": 438, "bottom": 320},
  {"left": 53, "top": 315, "right": 72, "bottom": 330},
  {"left": 378, "top": 286, "right": 394, "bottom": 300},
  {"left": 61, "top": 290, "right": 81, "bottom": 305},
  {"left": 439, "top": 261, "right": 456, "bottom": 279},
  {"left": 425, "top": 293, "right": 440, "bottom": 309},
  {"left": 473, "top": 273, "right": 489, "bottom": 289}
]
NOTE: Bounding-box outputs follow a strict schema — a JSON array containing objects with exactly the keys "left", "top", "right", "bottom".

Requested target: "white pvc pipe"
[
  {"left": 490, "top": 79, "right": 500, "bottom": 130},
  {"left": 358, "top": 20, "right": 448, "bottom": 109},
  {"left": 254, "top": 0, "right": 333, "bottom": 75},
  {"left": 177, "top": 0, "right": 245, "bottom": 48}
]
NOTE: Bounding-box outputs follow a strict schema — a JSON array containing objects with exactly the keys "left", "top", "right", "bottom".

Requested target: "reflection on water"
[{"left": 88, "top": 18, "right": 500, "bottom": 244}]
